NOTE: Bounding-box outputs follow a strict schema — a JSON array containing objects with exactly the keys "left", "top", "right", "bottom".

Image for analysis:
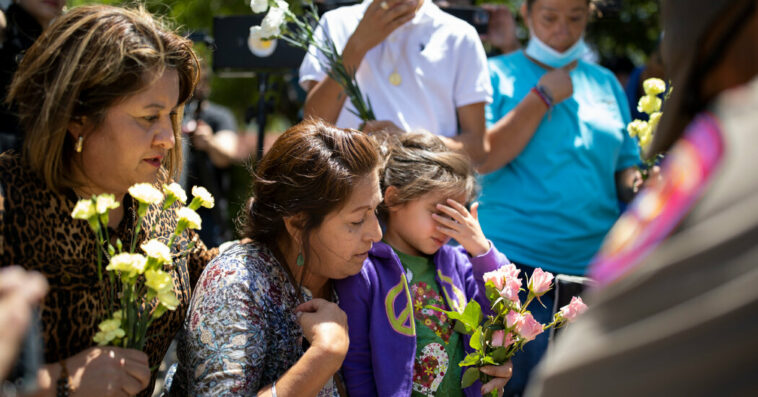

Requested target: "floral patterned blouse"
[{"left": 169, "top": 241, "right": 338, "bottom": 396}]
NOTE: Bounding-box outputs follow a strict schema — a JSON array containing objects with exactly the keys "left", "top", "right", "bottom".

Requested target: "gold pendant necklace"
[{"left": 389, "top": 70, "right": 402, "bottom": 86}]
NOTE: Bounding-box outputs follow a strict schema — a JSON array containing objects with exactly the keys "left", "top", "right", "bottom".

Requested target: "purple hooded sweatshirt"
[{"left": 334, "top": 241, "right": 509, "bottom": 397}]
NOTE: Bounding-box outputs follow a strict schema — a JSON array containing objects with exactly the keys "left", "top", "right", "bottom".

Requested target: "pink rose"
[
  {"left": 501, "top": 263, "right": 520, "bottom": 279},
  {"left": 491, "top": 330, "right": 505, "bottom": 347},
  {"left": 483, "top": 269, "right": 505, "bottom": 290},
  {"left": 485, "top": 266, "right": 523, "bottom": 302},
  {"left": 518, "top": 312, "right": 544, "bottom": 342},
  {"left": 492, "top": 329, "right": 516, "bottom": 348},
  {"left": 506, "top": 310, "right": 523, "bottom": 329},
  {"left": 500, "top": 277, "right": 522, "bottom": 302},
  {"left": 504, "top": 332, "right": 515, "bottom": 347},
  {"left": 559, "top": 296, "right": 588, "bottom": 322},
  {"left": 528, "top": 268, "right": 554, "bottom": 296}
]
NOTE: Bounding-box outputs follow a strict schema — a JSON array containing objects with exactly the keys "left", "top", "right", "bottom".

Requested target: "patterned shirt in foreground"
[{"left": 169, "top": 242, "right": 338, "bottom": 396}]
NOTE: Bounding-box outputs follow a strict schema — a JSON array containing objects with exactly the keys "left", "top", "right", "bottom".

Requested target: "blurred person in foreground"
[
  {"left": 1, "top": 5, "right": 217, "bottom": 396},
  {"left": 0, "top": 267, "right": 47, "bottom": 383},
  {"left": 527, "top": 0, "right": 758, "bottom": 395}
]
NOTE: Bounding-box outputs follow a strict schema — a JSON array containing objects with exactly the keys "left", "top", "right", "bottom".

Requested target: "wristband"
[
  {"left": 56, "top": 360, "right": 71, "bottom": 397},
  {"left": 532, "top": 85, "right": 554, "bottom": 109},
  {"left": 272, "top": 380, "right": 278, "bottom": 397}
]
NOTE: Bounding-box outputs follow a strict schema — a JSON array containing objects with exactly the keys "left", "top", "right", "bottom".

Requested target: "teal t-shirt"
[
  {"left": 393, "top": 248, "right": 465, "bottom": 397},
  {"left": 480, "top": 51, "right": 640, "bottom": 275}
]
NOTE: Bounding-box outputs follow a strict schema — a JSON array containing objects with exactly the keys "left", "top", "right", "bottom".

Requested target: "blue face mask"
[{"left": 524, "top": 34, "right": 587, "bottom": 68}]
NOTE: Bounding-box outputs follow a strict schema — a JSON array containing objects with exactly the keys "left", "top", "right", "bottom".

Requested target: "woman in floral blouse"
[{"left": 169, "top": 119, "right": 383, "bottom": 396}]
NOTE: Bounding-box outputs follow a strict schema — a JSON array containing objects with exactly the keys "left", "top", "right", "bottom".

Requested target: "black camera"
[
  {"left": 2, "top": 309, "right": 43, "bottom": 396},
  {"left": 442, "top": 6, "right": 490, "bottom": 34}
]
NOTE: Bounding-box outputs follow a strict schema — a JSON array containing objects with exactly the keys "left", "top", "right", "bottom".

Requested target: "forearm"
[
  {"left": 303, "top": 37, "right": 368, "bottom": 124},
  {"left": 257, "top": 345, "right": 344, "bottom": 397},
  {"left": 204, "top": 130, "right": 238, "bottom": 168},
  {"left": 450, "top": 102, "right": 487, "bottom": 165},
  {"left": 443, "top": 131, "right": 486, "bottom": 166},
  {"left": 478, "top": 91, "right": 548, "bottom": 174}
]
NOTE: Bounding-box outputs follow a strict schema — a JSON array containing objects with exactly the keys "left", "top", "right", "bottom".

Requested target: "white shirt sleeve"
[{"left": 453, "top": 25, "right": 493, "bottom": 107}]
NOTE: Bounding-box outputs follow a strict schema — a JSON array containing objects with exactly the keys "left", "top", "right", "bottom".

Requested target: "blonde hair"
[
  {"left": 378, "top": 131, "right": 478, "bottom": 220},
  {"left": 7, "top": 5, "right": 199, "bottom": 192}
]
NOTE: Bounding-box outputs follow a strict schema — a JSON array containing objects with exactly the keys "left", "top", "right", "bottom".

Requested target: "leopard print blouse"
[{"left": 0, "top": 153, "right": 218, "bottom": 396}]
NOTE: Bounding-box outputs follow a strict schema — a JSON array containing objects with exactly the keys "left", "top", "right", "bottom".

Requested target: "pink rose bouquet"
[{"left": 429, "top": 265, "right": 587, "bottom": 395}]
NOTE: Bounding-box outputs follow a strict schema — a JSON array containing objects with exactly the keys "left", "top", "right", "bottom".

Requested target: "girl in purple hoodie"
[{"left": 335, "top": 132, "right": 513, "bottom": 397}]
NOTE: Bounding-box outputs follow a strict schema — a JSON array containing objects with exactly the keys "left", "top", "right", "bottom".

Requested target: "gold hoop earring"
[{"left": 75, "top": 136, "right": 83, "bottom": 153}]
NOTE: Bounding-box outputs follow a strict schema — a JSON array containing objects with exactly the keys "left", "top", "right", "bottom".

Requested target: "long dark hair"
[{"left": 242, "top": 119, "right": 380, "bottom": 267}]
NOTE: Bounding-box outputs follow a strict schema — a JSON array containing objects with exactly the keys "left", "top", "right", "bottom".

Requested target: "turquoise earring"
[{"left": 296, "top": 253, "right": 304, "bottom": 267}]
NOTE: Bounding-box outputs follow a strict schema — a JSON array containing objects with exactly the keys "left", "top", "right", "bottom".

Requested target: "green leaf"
[
  {"left": 460, "top": 299, "right": 482, "bottom": 329},
  {"left": 482, "top": 355, "right": 497, "bottom": 365},
  {"left": 491, "top": 296, "right": 506, "bottom": 312},
  {"left": 461, "top": 367, "right": 480, "bottom": 388},
  {"left": 469, "top": 326, "right": 482, "bottom": 351},
  {"left": 491, "top": 346, "right": 509, "bottom": 363},
  {"left": 425, "top": 305, "right": 463, "bottom": 321},
  {"left": 459, "top": 352, "right": 481, "bottom": 367},
  {"left": 485, "top": 322, "right": 505, "bottom": 331},
  {"left": 454, "top": 320, "right": 473, "bottom": 335},
  {"left": 485, "top": 282, "right": 500, "bottom": 301}
]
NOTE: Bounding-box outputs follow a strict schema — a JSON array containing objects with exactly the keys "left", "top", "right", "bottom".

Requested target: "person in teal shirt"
[{"left": 475, "top": 0, "right": 642, "bottom": 394}]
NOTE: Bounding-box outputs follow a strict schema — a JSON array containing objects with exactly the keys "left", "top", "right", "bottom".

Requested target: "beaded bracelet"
[
  {"left": 56, "top": 360, "right": 71, "bottom": 397},
  {"left": 532, "top": 84, "right": 554, "bottom": 109}
]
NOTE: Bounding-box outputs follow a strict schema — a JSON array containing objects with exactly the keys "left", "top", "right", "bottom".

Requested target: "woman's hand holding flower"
[
  {"left": 479, "top": 361, "right": 513, "bottom": 396},
  {"left": 62, "top": 346, "right": 151, "bottom": 397}
]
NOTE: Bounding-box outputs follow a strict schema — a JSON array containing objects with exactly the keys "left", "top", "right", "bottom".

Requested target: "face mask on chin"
[{"left": 524, "top": 33, "right": 587, "bottom": 68}]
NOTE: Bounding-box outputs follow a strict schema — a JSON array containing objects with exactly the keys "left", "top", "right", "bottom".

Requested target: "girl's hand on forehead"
[{"left": 432, "top": 199, "right": 490, "bottom": 257}]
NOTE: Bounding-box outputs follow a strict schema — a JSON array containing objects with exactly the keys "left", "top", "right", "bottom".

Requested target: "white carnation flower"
[
  {"left": 250, "top": 0, "right": 268, "bottom": 13},
  {"left": 71, "top": 199, "right": 96, "bottom": 220},
  {"left": 191, "top": 186, "right": 215, "bottom": 209},
  {"left": 95, "top": 194, "right": 119, "bottom": 215},
  {"left": 158, "top": 290, "right": 180, "bottom": 310},
  {"left": 106, "top": 253, "right": 147, "bottom": 276},
  {"left": 163, "top": 183, "right": 187, "bottom": 205},
  {"left": 145, "top": 269, "right": 173, "bottom": 293},
  {"left": 261, "top": 6, "right": 285, "bottom": 37},
  {"left": 128, "top": 183, "right": 163, "bottom": 205},
  {"left": 177, "top": 207, "right": 202, "bottom": 230},
  {"left": 141, "top": 239, "right": 172, "bottom": 265}
]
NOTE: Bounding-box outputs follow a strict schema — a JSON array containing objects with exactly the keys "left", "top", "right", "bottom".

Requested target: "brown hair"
[
  {"left": 378, "top": 131, "right": 477, "bottom": 221},
  {"left": 242, "top": 119, "right": 381, "bottom": 266},
  {"left": 7, "top": 5, "right": 199, "bottom": 192}
]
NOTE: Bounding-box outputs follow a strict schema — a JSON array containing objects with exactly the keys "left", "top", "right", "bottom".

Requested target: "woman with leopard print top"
[{"left": 0, "top": 6, "right": 217, "bottom": 397}]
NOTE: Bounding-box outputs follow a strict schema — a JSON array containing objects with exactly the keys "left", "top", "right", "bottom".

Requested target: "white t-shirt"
[{"left": 299, "top": 0, "right": 492, "bottom": 137}]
